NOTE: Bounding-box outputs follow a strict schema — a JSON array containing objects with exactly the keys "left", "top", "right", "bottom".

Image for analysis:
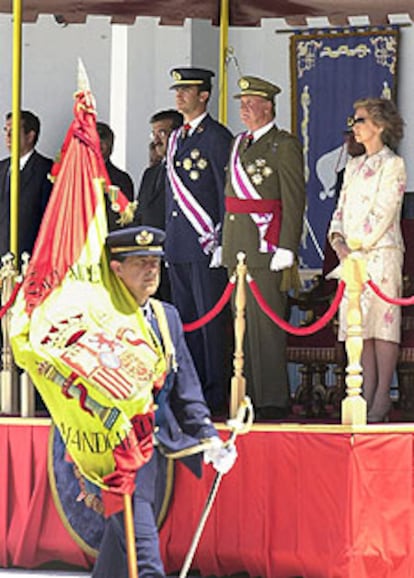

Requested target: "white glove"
[
  {"left": 269, "top": 248, "right": 294, "bottom": 271},
  {"left": 203, "top": 436, "right": 237, "bottom": 475},
  {"left": 209, "top": 245, "right": 223, "bottom": 268}
]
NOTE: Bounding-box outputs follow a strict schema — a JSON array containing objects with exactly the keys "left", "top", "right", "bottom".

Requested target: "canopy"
[
  {"left": 0, "top": 0, "right": 413, "bottom": 26},
  {"left": 1, "top": 0, "right": 412, "bottom": 258}
]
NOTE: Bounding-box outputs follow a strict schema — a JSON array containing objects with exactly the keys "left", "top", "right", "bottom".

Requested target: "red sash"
[{"left": 226, "top": 197, "right": 282, "bottom": 246}]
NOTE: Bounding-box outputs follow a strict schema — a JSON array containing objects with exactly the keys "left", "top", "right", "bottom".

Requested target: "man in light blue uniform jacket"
[{"left": 92, "top": 225, "right": 236, "bottom": 578}]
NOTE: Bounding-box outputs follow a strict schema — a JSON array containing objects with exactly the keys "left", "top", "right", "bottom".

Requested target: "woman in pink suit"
[{"left": 329, "top": 98, "right": 406, "bottom": 422}]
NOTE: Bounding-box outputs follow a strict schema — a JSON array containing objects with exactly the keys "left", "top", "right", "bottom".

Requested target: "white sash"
[
  {"left": 166, "top": 129, "right": 219, "bottom": 255},
  {"left": 230, "top": 133, "right": 276, "bottom": 253}
]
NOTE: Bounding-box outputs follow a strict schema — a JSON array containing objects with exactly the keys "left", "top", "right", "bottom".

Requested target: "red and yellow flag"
[{"left": 10, "top": 62, "right": 165, "bottom": 507}]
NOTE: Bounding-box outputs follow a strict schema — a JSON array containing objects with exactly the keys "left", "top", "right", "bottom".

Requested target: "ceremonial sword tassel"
[{"left": 179, "top": 396, "right": 254, "bottom": 578}]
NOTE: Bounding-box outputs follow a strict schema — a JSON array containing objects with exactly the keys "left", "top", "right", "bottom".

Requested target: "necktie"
[
  {"left": 182, "top": 123, "right": 191, "bottom": 139},
  {"left": 244, "top": 133, "right": 254, "bottom": 149},
  {"left": 142, "top": 304, "right": 161, "bottom": 339}
]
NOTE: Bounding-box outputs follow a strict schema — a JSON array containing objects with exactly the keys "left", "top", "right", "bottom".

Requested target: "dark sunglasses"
[{"left": 347, "top": 116, "right": 367, "bottom": 128}]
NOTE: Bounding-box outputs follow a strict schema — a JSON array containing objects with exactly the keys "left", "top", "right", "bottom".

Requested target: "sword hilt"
[{"left": 226, "top": 395, "right": 254, "bottom": 440}]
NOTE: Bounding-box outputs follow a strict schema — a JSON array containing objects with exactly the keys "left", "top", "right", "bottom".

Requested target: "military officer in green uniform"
[{"left": 222, "top": 76, "right": 306, "bottom": 420}]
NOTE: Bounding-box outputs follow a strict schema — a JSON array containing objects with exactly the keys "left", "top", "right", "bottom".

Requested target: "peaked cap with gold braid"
[
  {"left": 106, "top": 226, "right": 165, "bottom": 259},
  {"left": 233, "top": 75, "right": 281, "bottom": 101}
]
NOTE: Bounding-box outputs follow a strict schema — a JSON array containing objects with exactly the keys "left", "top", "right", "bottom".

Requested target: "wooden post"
[
  {"left": 341, "top": 245, "right": 367, "bottom": 425},
  {"left": 230, "top": 252, "right": 247, "bottom": 418}
]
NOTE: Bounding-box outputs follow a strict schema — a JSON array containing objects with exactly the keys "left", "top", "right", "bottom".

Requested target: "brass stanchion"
[
  {"left": 20, "top": 252, "right": 35, "bottom": 417},
  {"left": 230, "top": 252, "right": 247, "bottom": 418},
  {"left": 20, "top": 363, "right": 35, "bottom": 417},
  {"left": 341, "top": 242, "right": 367, "bottom": 425},
  {"left": 0, "top": 253, "right": 19, "bottom": 414}
]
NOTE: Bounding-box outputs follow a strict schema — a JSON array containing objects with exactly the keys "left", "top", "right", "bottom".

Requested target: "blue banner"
[{"left": 291, "top": 28, "right": 399, "bottom": 269}]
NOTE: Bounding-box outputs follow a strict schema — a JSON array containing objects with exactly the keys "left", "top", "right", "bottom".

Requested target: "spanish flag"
[{"left": 10, "top": 61, "right": 165, "bottom": 513}]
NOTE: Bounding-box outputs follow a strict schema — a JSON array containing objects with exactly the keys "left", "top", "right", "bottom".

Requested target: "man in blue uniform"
[
  {"left": 165, "top": 67, "right": 233, "bottom": 414},
  {"left": 92, "top": 225, "right": 236, "bottom": 578}
]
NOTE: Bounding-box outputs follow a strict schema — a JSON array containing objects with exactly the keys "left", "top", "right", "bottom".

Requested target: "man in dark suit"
[
  {"left": 92, "top": 225, "right": 236, "bottom": 578},
  {"left": 222, "top": 76, "right": 306, "bottom": 420},
  {"left": 136, "top": 109, "right": 183, "bottom": 301},
  {"left": 0, "top": 110, "right": 52, "bottom": 411},
  {"left": 96, "top": 121, "right": 135, "bottom": 231},
  {"left": 165, "top": 67, "right": 233, "bottom": 414},
  {"left": 0, "top": 110, "right": 52, "bottom": 258}
]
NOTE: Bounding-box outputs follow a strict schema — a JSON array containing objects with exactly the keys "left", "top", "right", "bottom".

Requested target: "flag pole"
[
  {"left": 1, "top": 0, "right": 22, "bottom": 415},
  {"left": 10, "top": 0, "right": 22, "bottom": 258},
  {"left": 124, "top": 494, "right": 139, "bottom": 578},
  {"left": 218, "top": 0, "right": 229, "bottom": 125}
]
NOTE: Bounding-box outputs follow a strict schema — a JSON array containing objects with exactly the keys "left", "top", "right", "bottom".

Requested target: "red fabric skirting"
[
  {"left": 0, "top": 421, "right": 92, "bottom": 569},
  {"left": 1, "top": 421, "right": 414, "bottom": 577}
]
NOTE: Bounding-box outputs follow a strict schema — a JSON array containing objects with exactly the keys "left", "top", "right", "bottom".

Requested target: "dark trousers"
[
  {"left": 92, "top": 451, "right": 166, "bottom": 578},
  {"left": 243, "top": 268, "right": 290, "bottom": 409}
]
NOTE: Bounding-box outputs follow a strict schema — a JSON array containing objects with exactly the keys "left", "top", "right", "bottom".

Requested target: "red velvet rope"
[
  {"left": 0, "top": 281, "right": 22, "bottom": 319},
  {"left": 248, "top": 278, "right": 346, "bottom": 336},
  {"left": 183, "top": 279, "right": 235, "bottom": 332},
  {"left": 367, "top": 279, "right": 414, "bottom": 306}
]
